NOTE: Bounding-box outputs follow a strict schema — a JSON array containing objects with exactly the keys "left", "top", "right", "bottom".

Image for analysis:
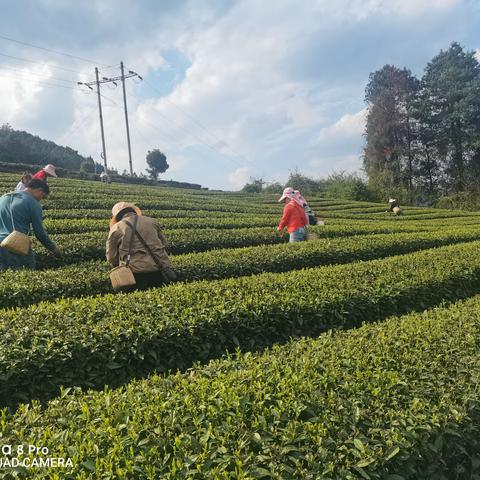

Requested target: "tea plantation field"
[{"left": 0, "top": 173, "right": 479, "bottom": 479}]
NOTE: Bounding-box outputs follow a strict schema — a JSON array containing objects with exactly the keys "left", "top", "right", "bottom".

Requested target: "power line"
[
  {"left": 141, "top": 76, "right": 228, "bottom": 149},
  {"left": 136, "top": 69, "right": 249, "bottom": 162},
  {"left": 125, "top": 89, "right": 247, "bottom": 169},
  {"left": 126, "top": 65, "right": 256, "bottom": 176},
  {"left": 0, "top": 71, "right": 82, "bottom": 91},
  {"left": 56, "top": 105, "right": 99, "bottom": 145},
  {"left": 101, "top": 90, "right": 260, "bottom": 180},
  {"left": 41, "top": 106, "right": 99, "bottom": 165},
  {"left": 0, "top": 52, "right": 83, "bottom": 74},
  {"left": 97, "top": 90, "right": 223, "bottom": 167},
  {"left": 98, "top": 90, "right": 185, "bottom": 148},
  {"left": 78, "top": 63, "right": 258, "bottom": 177},
  {"left": 0, "top": 33, "right": 111, "bottom": 67},
  {"left": 0, "top": 65, "right": 76, "bottom": 84},
  {"left": 123, "top": 65, "right": 215, "bottom": 139}
]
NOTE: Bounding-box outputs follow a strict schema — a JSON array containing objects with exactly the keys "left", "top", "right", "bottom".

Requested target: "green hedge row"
[
  {"left": 34, "top": 226, "right": 290, "bottom": 267},
  {"left": 3, "top": 228, "right": 480, "bottom": 309},
  {"left": 43, "top": 216, "right": 281, "bottom": 234},
  {"left": 43, "top": 209, "right": 276, "bottom": 220},
  {"left": 2, "top": 295, "right": 480, "bottom": 478},
  {"left": 48, "top": 213, "right": 467, "bottom": 234},
  {"left": 42, "top": 194, "right": 284, "bottom": 213},
  {"left": 2, "top": 241, "right": 480, "bottom": 406},
  {"left": 33, "top": 222, "right": 447, "bottom": 268},
  {"left": 322, "top": 210, "right": 480, "bottom": 220}
]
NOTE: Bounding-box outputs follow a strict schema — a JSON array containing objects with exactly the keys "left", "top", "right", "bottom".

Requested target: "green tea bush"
[
  {"left": 2, "top": 228, "right": 480, "bottom": 309},
  {"left": 2, "top": 241, "right": 480, "bottom": 406},
  {"left": 2, "top": 296, "right": 479, "bottom": 478}
]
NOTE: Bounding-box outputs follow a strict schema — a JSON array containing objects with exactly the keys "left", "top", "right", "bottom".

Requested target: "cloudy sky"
[{"left": 1, "top": 0, "right": 479, "bottom": 190}]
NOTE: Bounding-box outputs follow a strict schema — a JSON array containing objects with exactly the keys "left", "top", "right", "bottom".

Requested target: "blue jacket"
[{"left": 0, "top": 192, "right": 55, "bottom": 251}]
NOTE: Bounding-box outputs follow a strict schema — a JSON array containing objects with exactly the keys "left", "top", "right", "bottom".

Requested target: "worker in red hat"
[{"left": 33, "top": 164, "right": 57, "bottom": 182}]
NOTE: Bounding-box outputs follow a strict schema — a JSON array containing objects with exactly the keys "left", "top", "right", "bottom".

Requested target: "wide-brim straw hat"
[
  {"left": 110, "top": 202, "right": 142, "bottom": 229},
  {"left": 111, "top": 202, "right": 142, "bottom": 218}
]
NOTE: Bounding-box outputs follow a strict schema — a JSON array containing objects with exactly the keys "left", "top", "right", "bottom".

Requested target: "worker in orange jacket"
[{"left": 277, "top": 187, "right": 309, "bottom": 242}]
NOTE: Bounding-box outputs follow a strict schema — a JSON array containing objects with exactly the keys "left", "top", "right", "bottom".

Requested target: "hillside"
[
  {"left": 0, "top": 125, "right": 204, "bottom": 189},
  {"left": 0, "top": 123, "right": 92, "bottom": 172}
]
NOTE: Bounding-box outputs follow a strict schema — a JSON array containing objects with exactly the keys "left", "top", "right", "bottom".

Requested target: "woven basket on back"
[
  {"left": 109, "top": 266, "right": 136, "bottom": 291},
  {"left": 0, "top": 230, "right": 30, "bottom": 256},
  {"left": 393, "top": 206, "right": 402, "bottom": 215}
]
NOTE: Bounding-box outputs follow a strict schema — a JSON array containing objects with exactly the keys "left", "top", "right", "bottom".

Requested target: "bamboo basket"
[
  {"left": 307, "top": 232, "right": 319, "bottom": 241},
  {"left": 393, "top": 206, "right": 402, "bottom": 215},
  {"left": 109, "top": 266, "right": 136, "bottom": 291},
  {"left": 0, "top": 231, "right": 30, "bottom": 256}
]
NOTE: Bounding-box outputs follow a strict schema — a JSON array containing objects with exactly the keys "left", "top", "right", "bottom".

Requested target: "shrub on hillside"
[{"left": 325, "top": 171, "right": 376, "bottom": 201}]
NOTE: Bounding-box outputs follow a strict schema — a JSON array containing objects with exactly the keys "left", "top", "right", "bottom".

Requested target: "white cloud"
[
  {"left": 318, "top": 108, "right": 367, "bottom": 141},
  {"left": 0, "top": 66, "right": 53, "bottom": 123},
  {"left": 341, "top": 0, "right": 460, "bottom": 19},
  {"left": 475, "top": 49, "right": 480, "bottom": 63},
  {"left": 167, "top": 154, "right": 190, "bottom": 174},
  {"left": 136, "top": 0, "right": 326, "bottom": 157},
  {"left": 309, "top": 154, "right": 362, "bottom": 174},
  {"left": 387, "top": 0, "right": 459, "bottom": 16},
  {"left": 227, "top": 167, "right": 251, "bottom": 190}
]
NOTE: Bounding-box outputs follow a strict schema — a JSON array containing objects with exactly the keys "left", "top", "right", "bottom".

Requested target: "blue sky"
[{"left": 0, "top": 0, "right": 479, "bottom": 190}]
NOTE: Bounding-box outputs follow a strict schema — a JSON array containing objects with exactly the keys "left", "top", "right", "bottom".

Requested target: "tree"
[
  {"left": 324, "top": 171, "right": 374, "bottom": 201},
  {"left": 286, "top": 168, "right": 324, "bottom": 195},
  {"left": 363, "top": 65, "right": 419, "bottom": 200},
  {"left": 241, "top": 177, "right": 264, "bottom": 193},
  {"left": 146, "top": 149, "right": 169, "bottom": 180},
  {"left": 94, "top": 162, "right": 104, "bottom": 174},
  {"left": 263, "top": 182, "right": 284, "bottom": 194},
  {"left": 80, "top": 157, "right": 95, "bottom": 173},
  {"left": 415, "top": 42, "right": 480, "bottom": 193}
]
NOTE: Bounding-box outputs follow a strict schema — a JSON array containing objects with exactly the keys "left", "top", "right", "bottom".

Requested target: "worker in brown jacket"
[{"left": 106, "top": 202, "right": 176, "bottom": 289}]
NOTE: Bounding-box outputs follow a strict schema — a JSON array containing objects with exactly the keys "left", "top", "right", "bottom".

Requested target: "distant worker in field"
[
  {"left": 386, "top": 197, "right": 402, "bottom": 215},
  {"left": 100, "top": 171, "right": 111, "bottom": 184},
  {"left": 14, "top": 172, "right": 33, "bottom": 193},
  {"left": 0, "top": 179, "right": 62, "bottom": 270},
  {"left": 277, "top": 187, "right": 309, "bottom": 242},
  {"left": 33, "top": 164, "right": 57, "bottom": 182},
  {"left": 107, "top": 202, "right": 177, "bottom": 290}
]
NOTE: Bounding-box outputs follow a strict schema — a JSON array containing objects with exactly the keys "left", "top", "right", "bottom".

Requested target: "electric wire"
[
  {"left": 0, "top": 65, "right": 77, "bottom": 84},
  {"left": 0, "top": 71, "right": 83, "bottom": 91},
  {"left": 0, "top": 33, "right": 111, "bottom": 67},
  {"left": 0, "top": 52, "right": 83, "bottom": 74}
]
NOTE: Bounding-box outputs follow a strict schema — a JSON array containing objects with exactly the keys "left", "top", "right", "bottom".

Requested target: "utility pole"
[
  {"left": 78, "top": 68, "right": 109, "bottom": 174},
  {"left": 78, "top": 64, "right": 142, "bottom": 177},
  {"left": 120, "top": 61, "right": 133, "bottom": 176},
  {"left": 95, "top": 67, "right": 108, "bottom": 174}
]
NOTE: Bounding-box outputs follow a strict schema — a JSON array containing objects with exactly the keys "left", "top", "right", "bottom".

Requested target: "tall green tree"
[
  {"left": 363, "top": 65, "right": 419, "bottom": 200},
  {"left": 146, "top": 149, "right": 169, "bottom": 181},
  {"left": 416, "top": 42, "right": 480, "bottom": 193}
]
